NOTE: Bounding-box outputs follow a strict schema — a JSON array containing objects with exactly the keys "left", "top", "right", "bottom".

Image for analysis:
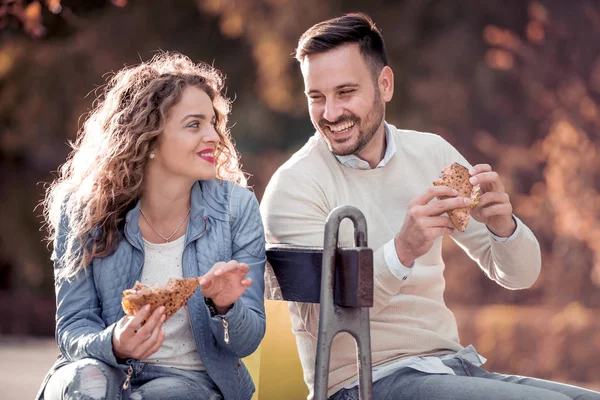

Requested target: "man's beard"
[{"left": 317, "top": 92, "right": 385, "bottom": 156}]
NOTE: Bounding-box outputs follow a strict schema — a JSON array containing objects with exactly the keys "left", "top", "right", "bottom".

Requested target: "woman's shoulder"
[
  {"left": 197, "top": 179, "right": 254, "bottom": 200},
  {"left": 194, "top": 180, "right": 258, "bottom": 219}
]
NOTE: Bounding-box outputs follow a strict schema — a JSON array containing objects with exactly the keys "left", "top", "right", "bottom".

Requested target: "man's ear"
[{"left": 378, "top": 66, "right": 394, "bottom": 102}]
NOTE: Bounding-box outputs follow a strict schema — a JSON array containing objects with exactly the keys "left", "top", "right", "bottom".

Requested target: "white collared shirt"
[{"left": 336, "top": 123, "right": 397, "bottom": 170}]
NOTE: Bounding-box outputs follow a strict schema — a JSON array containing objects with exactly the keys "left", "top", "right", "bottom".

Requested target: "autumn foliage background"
[{"left": 0, "top": 0, "right": 599, "bottom": 390}]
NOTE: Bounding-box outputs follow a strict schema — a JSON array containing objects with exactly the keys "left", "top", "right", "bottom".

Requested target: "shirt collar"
[{"left": 335, "top": 122, "right": 396, "bottom": 170}]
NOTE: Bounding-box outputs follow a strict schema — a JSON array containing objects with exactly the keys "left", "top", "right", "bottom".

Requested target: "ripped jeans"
[{"left": 43, "top": 358, "right": 223, "bottom": 400}]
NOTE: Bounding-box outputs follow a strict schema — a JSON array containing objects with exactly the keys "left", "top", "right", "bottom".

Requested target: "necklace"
[{"left": 140, "top": 208, "right": 191, "bottom": 243}]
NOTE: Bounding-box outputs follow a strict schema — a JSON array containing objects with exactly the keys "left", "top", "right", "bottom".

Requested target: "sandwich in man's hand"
[
  {"left": 432, "top": 162, "right": 481, "bottom": 232},
  {"left": 121, "top": 277, "right": 200, "bottom": 320}
]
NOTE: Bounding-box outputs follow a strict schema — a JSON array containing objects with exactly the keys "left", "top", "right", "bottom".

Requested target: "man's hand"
[
  {"left": 468, "top": 164, "right": 516, "bottom": 237},
  {"left": 112, "top": 304, "right": 166, "bottom": 360},
  {"left": 199, "top": 260, "right": 252, "bottom": 314},
  {"left": 395, "top": 186, "right": 471, "bottom": 266}
]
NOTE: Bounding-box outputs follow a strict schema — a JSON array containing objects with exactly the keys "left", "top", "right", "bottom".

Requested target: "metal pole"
[{"left": 313, "top": 205, "right": 373, "bottom": 400}]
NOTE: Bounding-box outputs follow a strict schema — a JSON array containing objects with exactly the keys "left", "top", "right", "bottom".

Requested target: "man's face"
[{"left": 301, "top": 43, "right": 385, "bottom": 157}]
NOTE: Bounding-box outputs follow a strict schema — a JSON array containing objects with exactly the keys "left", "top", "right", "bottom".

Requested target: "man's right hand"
[
  {"left": 112, "top": 304, "right": 166, "bottom": 360},
  {"left": 394, "top": 186, "right": 472, "bottom": 266}
]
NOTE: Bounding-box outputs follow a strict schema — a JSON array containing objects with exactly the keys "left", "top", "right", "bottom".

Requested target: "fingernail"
[
  {"left": 464, "top": 198, "right": 472, "bottom": 206},
  {"left": 469, "top": 168, "right": 476, "bottom": 175},
  {"left": 144, "top": 305, "right": 151, "bottom": 311},
  {"left": 469, "top": 177, "right": 477, "bottom": 184},
  {"left": 452, "top": 189, "right": 458, "bottom": 195}
]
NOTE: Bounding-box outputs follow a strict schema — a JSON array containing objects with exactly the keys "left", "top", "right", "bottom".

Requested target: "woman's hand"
[
  {"left": 112, "top": 305, "right": 166, "bottom": 360},
  {"left": 199, "top": 260, "right": 252, "bottom": 313}
]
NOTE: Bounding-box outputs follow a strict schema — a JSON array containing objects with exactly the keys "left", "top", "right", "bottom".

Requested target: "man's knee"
[{"left": 129, "top": 392, "right": 142, "bottom": 400}]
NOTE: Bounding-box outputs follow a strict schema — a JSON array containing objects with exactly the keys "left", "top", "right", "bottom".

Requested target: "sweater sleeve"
[{"left": 437, "top": 137, "right": 542, "bottom": 289}]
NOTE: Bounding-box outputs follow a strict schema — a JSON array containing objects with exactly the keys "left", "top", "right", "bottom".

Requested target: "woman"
[{"left": 36, "top": 52, "right": 266, "bottom": 400}]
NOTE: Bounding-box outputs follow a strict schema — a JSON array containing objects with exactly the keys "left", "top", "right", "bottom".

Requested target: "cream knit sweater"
[{"left": 260, "top": 125, "right": 541, "bottom": 399}]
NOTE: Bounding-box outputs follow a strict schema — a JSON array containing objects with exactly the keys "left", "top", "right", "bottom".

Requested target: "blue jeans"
[
  {"left": 44, "top": 358, "right": 222, "bottom": 400},
  {"left": 331, "top": 357, "right": 600, "bottom": 400}
]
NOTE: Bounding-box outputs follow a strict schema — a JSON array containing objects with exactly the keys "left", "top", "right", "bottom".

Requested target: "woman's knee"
[
  {"left": 46, "top": 358, "right": 123, "bottom": 400},
  {"left": 72, "top": 360, "right": 113, "bottom": 398}
]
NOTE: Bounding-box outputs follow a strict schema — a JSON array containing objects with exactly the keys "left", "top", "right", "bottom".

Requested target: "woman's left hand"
[{"left": 199, "top": 260, "right": 252, "bottom": 314}]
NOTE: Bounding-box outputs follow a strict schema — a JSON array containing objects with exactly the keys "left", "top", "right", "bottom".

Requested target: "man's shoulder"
[
  {"left": 274, "top": 134, "right": 333, "bottom": 180},
  {"left": 387, "top": 124, "right": 453, "bottom": 163},
  {"left": 261, "top": 134, "right": 339, "bottom": 205},
  {"left": 388, "top": 124, "right": 445, "bottom": 146}
]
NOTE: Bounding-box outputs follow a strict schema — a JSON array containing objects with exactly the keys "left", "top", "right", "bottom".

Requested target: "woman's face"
[{"left": 151, "top": 85, "right": 221, "bottom": 183}]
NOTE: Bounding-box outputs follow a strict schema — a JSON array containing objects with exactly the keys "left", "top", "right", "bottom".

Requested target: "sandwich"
[
  {"left": 121, "top": 277, "right": 200, "bottom": 320},
  {"left": 432, "top": 162, "right": 481, "bottom": 232}
]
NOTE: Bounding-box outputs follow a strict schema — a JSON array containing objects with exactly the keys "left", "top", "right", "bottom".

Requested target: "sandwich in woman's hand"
[
  {"left": 121, "top": 277, "right": 200, "bottom": 320},
  {"left": 432, "top": 162, "right": 481, "bottom": 232}
]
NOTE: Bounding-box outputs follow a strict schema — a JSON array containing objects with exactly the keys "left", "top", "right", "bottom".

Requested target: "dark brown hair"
[{"left": 295, "top": 13, "right": 388, "bottom": 79}]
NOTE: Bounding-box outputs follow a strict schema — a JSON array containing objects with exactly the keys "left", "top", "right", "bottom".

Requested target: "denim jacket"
[{"left": 37, "top": 180, "right": 266, "bottom": 400}]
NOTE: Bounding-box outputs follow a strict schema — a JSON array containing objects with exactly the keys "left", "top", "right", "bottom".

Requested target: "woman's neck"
[
  {"left": 141, "top": 167, "right": 194, "bottom": 221},
  {"left": 138, "top": 172, "right": 194, "bottom": 244},
  {"left": 141, "top": 186, "right": 191, "bottom": 222}
]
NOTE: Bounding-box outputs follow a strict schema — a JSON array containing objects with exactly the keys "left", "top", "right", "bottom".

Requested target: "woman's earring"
[{"left": 149, "top": 152, "right": 155, "bottom": 159}]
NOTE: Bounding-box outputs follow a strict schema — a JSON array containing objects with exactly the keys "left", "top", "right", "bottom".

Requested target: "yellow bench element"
[{"left": 245, "top": 300, "right": 308, "bottom": 400}]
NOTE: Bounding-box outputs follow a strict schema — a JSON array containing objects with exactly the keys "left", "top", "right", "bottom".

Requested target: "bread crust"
[
  {"left": 121, "top": 277, "right": 200, "bottom": 320},
  {"left": 432, "top": 162, "right": 481, "bottom": 232}
]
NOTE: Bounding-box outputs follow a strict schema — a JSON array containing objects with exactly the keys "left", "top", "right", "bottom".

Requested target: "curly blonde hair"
[{"left": 43, "top": 52, "right": 245, "bottom": 279}]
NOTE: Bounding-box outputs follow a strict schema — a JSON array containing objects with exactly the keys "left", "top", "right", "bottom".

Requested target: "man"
[{"left": 260, "top": 12, "right": 600, "bottom": 400}]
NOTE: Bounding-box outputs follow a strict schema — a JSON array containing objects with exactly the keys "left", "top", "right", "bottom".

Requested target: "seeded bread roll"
[
  {"left": 432, "top": 162, "right": 481, "bottom": 232},
  {"left": 121, "top": 277, "right": 200, "bottom": 320}
]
